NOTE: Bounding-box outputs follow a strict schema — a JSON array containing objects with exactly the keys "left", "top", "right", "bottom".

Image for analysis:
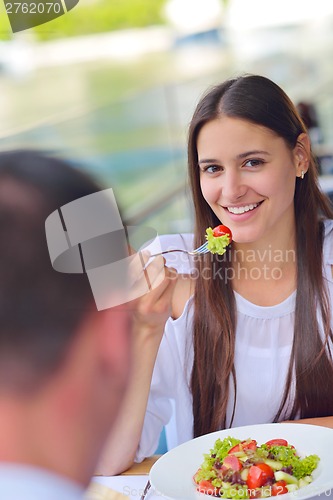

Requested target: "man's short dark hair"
[{"left": 0, "top": 150, "right": 102, "bottom": 391}]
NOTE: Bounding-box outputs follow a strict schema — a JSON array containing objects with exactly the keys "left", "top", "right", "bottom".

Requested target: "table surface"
[
  {"left": 90, "top": 455, "right": 333, "bottom": 500},
  {"left": 89, "top": 456, "right": 159, "bottom": 499},
  {"left": 120, "top": 456, "right": 161, "bottom": 476}
]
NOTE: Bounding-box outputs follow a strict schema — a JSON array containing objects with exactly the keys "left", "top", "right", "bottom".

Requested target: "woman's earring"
[{"left": 301, "top": 170, "right": 305, "bottom": 179}]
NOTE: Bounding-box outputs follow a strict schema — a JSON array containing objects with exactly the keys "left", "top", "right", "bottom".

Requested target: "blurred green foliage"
[
  {"left": 33, "top": 0, "right": 168, "bottom": 40},
  {"left": 0, "top": 0, "right": 228, "bottom": 41},
  {"left": 0, "top": 0, "right": 167, "bottom": 40}
]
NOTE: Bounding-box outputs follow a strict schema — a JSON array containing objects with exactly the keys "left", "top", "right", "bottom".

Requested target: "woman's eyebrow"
[
  {"left": 199, "top": 151, "right": 272, "bottom": 165},
  {"left": 198, "top": 158, "right": 219, "bottom": 165},
  {"left": 237, "top": 150, "right": 271, "bottom": 159}
]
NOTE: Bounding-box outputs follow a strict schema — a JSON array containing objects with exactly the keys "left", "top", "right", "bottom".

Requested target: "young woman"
[{"left": 99, "top": 75, "right": 333, "bottom": 474}]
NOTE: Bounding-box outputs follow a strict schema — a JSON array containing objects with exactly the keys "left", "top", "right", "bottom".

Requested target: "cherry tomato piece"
[
  {"left": 246, "top": 463, "right": 274, "bottom": 489},
  {"left": 265, "top": 439, "right": 289, "bottom": 447},
  {"left": 246, "top": 440, "right": 257, "bottom": 451},
  {"left": 222, "top": 454, "right": 242, "bottom": 471},
  {"left": 212, "top": 224, "right": 232, "bottom": 241},
  {"left": 246, "top": 465, "right": 263, "bottom": 490},
  {"left": 228, "top": 443, "right": 241, "bottom": 454},
  {"left": 256, "top": 463, "right": 275, "bottom": 481},
  {"left": 197, "top": 480, "right": 216, "bottom": 496},
  {"left": 271, "top": 480, "right": 288, "bottom": 496},
  {"left": 228, "top": 439, "right": 257, "bottom": 454}
]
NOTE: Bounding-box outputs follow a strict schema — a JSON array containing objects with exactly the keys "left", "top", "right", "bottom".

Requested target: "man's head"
[{"left": 0, "top": 150, "right": 130, "bottom": 482}]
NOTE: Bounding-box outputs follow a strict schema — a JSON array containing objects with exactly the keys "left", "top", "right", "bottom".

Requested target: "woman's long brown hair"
[{"left": 188, "top": 75, "right": 333, "bottom": 437}]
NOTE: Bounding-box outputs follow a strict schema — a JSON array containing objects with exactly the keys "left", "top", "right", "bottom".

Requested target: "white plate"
[{"left": 150, "top": 423, "right": 333, "bottom": 500}]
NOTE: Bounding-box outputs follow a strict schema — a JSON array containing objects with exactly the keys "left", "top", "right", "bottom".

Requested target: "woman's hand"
[
  {"left": 129, "top": 250, "right": 178, "bottom": 338},
  {"left": 96, "top": 252, "right": 178, "bottom": 475}
]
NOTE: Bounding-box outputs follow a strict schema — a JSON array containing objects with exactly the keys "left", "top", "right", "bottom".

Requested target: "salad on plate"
[{"left": 194, "top": 436, "right": 319, "bottom": 498}]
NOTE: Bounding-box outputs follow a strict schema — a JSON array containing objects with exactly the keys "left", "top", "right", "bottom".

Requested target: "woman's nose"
[{"left": 220, "top": 170, "right": 246, "bottom": 202}]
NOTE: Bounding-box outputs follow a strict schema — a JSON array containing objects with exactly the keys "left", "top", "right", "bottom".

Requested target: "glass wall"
[{"left": 1, "top": 0, "right": 333, "bottom": 233}]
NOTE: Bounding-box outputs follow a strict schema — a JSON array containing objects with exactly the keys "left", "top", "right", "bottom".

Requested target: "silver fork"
[
  {"left": 140, "top": 479, "right": 151, "bottom": 500},
  {"left": 149, "top": 241, "right": 209, "bottom": 258}
]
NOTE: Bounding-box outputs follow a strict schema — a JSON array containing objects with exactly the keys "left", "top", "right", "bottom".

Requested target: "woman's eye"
[
  {"left": 203, "top": 164, "right": 222, "bottom": 173},
  {"left": 244, "top": 159, "right": 263, "bottom": 168}
]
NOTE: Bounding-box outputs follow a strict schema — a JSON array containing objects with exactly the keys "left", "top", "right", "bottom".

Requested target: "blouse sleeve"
[
  {"left": 135, "top": 233, "right": 195, "bottom": 462},
  {"left": 135, "top": 318, "right": 178, "bottom": 462}
]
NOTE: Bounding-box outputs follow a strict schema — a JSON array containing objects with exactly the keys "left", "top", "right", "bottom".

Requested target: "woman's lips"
[
  {"left": 223, "top": 201, "right": 263, "bottom": 221},
  {"left": 226, "top": 202, "right": 260, "bottom": 215}
]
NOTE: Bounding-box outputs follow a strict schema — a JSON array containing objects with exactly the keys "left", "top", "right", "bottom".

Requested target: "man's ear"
[{"left": 293, "top": 133, "right": 311, "bottom": 178}]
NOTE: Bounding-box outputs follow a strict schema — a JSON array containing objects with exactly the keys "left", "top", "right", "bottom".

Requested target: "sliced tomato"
[
  {"left": 265, "top": 439, "right": 288, "bottom": 448},
  {"left": 228, "top": 443, "right": 241, "bottom": 454},
  {"left": 271, "top": 480, "right": 288, "bottom": 496},
  {"left": 243, "top": 439, "right": 257, "bottom": 451},
  {"left": 196, "top": 480, "right": 216, "bottom": 496},
  {"left": 228, "top": 439, "right": 257, "bottom": 454},
  {"left": 256, "top": 463, "right": 274, "bottom": 480},
  {"left": 246, "top": 466, "right": 262, "bottom": 490},
  {"left": 246, "top": 463, "right": 274, "bottom": 489},
  {"left": 222, "top": 454, "right": 242, "bottom": 471},
  {"left": 212, "top": 224, "right": 232, "bottom": 241}
]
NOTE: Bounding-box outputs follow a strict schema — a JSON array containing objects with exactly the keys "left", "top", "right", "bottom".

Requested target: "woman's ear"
[{"left": 293, "top": 133, "right": 311, "bottom": 178}]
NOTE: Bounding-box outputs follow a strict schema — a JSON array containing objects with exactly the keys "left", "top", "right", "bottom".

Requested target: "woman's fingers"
[
  {"left": 136, "top": 264, "right": 177, "bottom": 317},
  {"left": 127, "top": 250, "right": 178, "bottom": 332},
  {"left": 139, "top": 252, "right": 167, "bottom": 290},
  {"left": 128, "top": 251, "right": 173, "bottom": 298}
]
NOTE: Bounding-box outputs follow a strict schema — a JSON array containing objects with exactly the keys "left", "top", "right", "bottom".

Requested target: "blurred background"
[{"left": 1, "top": 0, "right": 333, "bottom": 233}]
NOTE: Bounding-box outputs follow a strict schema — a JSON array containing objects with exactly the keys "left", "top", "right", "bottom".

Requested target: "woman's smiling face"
[{"left": 197, "top": 116, "right": 306, "bottom": 245}]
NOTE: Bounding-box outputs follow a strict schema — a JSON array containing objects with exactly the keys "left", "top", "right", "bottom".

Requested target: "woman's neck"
[
  {"left": 232, "top": 219, "right": 296, "bottom": 271},
  {"left": 230, "top": 220, "right": 297, "bottom": 306}
]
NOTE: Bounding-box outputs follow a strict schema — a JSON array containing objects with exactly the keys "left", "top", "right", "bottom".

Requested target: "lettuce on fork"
[{"left": 205, "top": 227, "right": 231, "bottom": 255}]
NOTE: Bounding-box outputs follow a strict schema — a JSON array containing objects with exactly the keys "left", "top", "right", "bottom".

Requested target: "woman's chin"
[{"left": 231, "top": 231, "right": 261, "bottom": 245}]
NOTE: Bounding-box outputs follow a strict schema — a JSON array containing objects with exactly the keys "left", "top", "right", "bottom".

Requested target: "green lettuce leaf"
[{"left": 205, "top": 227, "right": 230, "bottom": 255}]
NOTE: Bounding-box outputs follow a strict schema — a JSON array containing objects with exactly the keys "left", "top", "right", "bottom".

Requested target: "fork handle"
[
  {"left": 140, "top": 480, "right": 151, "bottom": 500},
  {"left": 148, "top": 249, "right": 192, "bottom": 258}
]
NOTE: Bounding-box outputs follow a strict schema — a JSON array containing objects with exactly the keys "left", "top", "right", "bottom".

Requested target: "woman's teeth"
[{"left": 227, "top": 202, "right": 259, "bottom": 215}]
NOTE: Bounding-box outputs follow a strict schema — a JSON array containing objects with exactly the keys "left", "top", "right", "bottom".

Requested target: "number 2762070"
[{"left": 5, "top": 2, "right": 62, "bottom": 14}]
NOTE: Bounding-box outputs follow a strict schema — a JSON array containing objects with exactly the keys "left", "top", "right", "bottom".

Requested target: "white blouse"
[{"left": 135, "top": 221, "right": 333, "bottom": 462}]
